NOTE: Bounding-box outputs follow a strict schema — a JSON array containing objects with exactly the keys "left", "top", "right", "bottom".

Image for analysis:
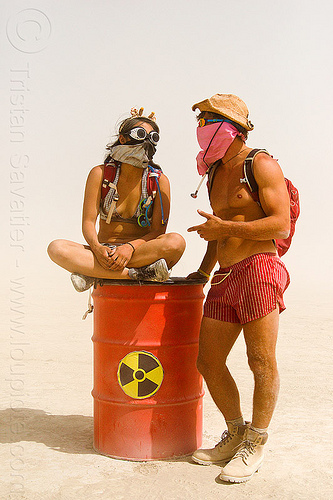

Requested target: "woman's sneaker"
[
  {"left": 70, "top": 273, "right": 95, "bottom": 292},
  {"left": 128, "top": 259, "right": 170, "bottom": 282},
  {"left": 192, "top": 422, "right": 250, "bottom": 465}
]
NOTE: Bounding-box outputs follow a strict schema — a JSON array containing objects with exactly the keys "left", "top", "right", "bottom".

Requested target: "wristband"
[
  {"left": 198, "top": 268, "right": 210, "bottom": 279},
  {"left": 125, "top": 242, "right": 135, "bottom": 253}
]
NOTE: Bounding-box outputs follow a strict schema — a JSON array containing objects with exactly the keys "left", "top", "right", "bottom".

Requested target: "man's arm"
[
  {"left": 188, "top": 155, "right": 290, "bottom": 241},
  {"left": 187, "top": 240, "right": 218, "bottom": 281}
]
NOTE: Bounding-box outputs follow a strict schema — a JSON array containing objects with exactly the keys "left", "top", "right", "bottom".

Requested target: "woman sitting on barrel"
[{"left": 48, "top": 108, "right": 186, "bottom": 291}]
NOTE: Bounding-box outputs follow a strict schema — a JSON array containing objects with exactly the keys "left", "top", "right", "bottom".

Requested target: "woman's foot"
[
  {"left": 70, "top": 273, "right": 95, "bottom": 292},
  {"left": 128, "top": 259, "right": 170, "bottom": 282},
  {"left": 71, "top": 258, "right": 170, "bottom": 291}
]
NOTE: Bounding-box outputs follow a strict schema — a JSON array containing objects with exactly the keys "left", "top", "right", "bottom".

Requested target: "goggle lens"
[
  {"left": 150, "top": 131, "right": 160, "bottom": 144},
  {"left": 136, "top": 128, "right": 146, "bottom": 139}
]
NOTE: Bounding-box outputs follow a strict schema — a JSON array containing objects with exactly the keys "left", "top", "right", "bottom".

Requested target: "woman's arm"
[
  {"left": 82, "top": 165, "right": 102, "bottom": 249},
  {"left": 82, "top": 165, "right": 110, "bottom": 269}
]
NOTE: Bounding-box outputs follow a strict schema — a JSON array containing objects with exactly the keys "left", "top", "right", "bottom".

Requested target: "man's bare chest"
[{"left": 209, "top": 164, "right": 256, "bottom": 217}]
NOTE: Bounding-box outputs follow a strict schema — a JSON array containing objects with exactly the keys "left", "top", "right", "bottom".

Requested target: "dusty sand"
[{"left": 1, "top": 274, "right": 332, "bottom": 500}]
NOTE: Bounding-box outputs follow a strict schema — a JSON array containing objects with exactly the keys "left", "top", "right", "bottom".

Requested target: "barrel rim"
[{"left": 94, "top": 277, "right": 206, "bottom": 287}]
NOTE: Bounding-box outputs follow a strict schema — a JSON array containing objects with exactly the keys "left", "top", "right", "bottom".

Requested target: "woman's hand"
[
  {"left": 93, "top": 244, "right": 112, "bottom": 270},
  {"left": 106, "top": 244, "right": 134, "bottom": 271}
]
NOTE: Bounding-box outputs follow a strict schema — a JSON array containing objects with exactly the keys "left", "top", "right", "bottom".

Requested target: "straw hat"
[{"left": 192, "top": 93, "right": 254, "bottom": 131}]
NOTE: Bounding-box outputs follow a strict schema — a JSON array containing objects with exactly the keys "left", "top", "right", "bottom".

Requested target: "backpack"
[
  {"left": 101, "top": 160, "right": 165, "bottom": 225},
  {"left": 242, "top": 149, "right": 300, "bottom": 256}
]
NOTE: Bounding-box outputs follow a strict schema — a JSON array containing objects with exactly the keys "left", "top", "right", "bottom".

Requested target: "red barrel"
[{"left": 92, "top": 278, "right": 204, "bottom": 461}]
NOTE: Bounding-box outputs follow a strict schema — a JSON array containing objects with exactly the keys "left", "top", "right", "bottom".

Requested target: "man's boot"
[
  {"left": 192, "top": 422, "right": 250, "bottom": 465},
  {"left": 219, "top": 427, "right": 268, "bottom": 483}
]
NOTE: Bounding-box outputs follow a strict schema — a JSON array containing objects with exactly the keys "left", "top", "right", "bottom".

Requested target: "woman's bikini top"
[{"left": 100, "top": 166, "right": 151, "bottom": 225}]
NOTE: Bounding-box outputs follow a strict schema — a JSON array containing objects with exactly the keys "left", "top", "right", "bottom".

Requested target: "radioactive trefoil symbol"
[{"left": 117, "top": 351, "right": 164, "bottom": 399}]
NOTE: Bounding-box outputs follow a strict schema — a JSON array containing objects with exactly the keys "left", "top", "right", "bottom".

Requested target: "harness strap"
[
  {"left": 147, "top": 166, "right": 166, "bottom": 225},
  {"left": 105, "top": 183, "right": 118, "bottom": 224}
]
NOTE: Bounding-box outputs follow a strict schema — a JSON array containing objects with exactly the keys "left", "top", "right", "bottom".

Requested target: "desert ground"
[{"left": 1, "top": 274, "right": 332, "bottom": 500}]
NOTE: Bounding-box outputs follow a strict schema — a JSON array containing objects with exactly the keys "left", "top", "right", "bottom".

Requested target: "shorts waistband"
[{"left": 216, "top": 252, "right": 278, "bottom": 274}]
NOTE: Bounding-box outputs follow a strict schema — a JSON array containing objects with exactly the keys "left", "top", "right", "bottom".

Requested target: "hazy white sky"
[{"left": 2, "top": 0, "right": 333, "bottom": 290}]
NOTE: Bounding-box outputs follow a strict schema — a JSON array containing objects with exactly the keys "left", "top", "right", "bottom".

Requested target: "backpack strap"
[
  {"left": 241, "top": 149, "right": 279, "bottom": 251},
  {"left": 241, "top": 149, "right": 270, "bottom": 204}
]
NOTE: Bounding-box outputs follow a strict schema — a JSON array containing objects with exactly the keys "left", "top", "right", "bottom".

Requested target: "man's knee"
[
  {"left": 247, "top": 353, "right": 278, "bottom": 379},
  {"left": 196, "top": 351, "right": 227, "bottom": 379},
  {"left": 196, "top": 355, "right": 212, "bottom": 379},
  {"left": 196, "top": 354, "right": 206, "bottom": 376}
]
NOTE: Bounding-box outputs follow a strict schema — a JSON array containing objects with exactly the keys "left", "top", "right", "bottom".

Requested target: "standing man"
[{"left": 187, "top": 94, "right": 290, "bottom": 483}]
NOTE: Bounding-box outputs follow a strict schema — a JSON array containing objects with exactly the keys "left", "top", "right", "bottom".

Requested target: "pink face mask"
[{"left": 196, "top": 121, "right": 241, "bottom": 175}]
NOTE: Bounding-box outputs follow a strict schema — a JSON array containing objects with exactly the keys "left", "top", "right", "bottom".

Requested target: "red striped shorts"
[{"left": 204, "top": 252, "right": 290, "bottom": 324}]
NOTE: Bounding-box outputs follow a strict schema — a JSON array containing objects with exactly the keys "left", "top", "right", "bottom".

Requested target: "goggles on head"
[
  {"left": 198, "top": 117, "right": 246, "bottom": 135},
  {"left": 198, "top": 117, "right": 238, "bottom": 128},
  {"left": 128, "top": 127, "right": 160, "bottom": 146}
]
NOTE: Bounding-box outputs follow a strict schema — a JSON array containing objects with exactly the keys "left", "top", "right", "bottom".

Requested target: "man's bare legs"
[
  {"left": 218, "top": 310, "right": 280, "bottom": 482},
  {"left": 196, "top": 317, "right": 243, "bottom": 421},
  {"left": 243, "top": 308, "right": 280, "bottom": 429},
  {"left": 197, "top": 309, "right": 280, "bottom": 427},
  {"left": 47, "top": 232, "right": 186, "bottom": 279},
  {"left": 192, "top": 318, "right": 245, "bottom": 465}
]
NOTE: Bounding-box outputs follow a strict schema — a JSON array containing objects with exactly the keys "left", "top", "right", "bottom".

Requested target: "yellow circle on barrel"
[{"left": 117, "top": 351, "right": 164, "bottom": 399}]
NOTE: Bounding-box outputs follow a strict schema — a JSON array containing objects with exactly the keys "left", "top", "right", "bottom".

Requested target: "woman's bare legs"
[
  {"left": 128, "top": 233, "right": 186, "bottom": 269},
  {"left": 47, "top": 240, "right": 128, "bottom": 279},
  {"left": 47, "top": 233, "right": 186, "bottom": 278}
]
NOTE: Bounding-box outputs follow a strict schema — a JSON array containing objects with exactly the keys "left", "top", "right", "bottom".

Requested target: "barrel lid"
[{"left": 94, "top": 277, "right": 206, "bottom": 287}]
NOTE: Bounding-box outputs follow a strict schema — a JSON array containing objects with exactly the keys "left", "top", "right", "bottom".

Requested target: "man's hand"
[
  {"left": 186, "top": 271, "right": 208, "bottom": 282},
  {"left": 187, "top": 210, "right": 226, "bottom": 241}
]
